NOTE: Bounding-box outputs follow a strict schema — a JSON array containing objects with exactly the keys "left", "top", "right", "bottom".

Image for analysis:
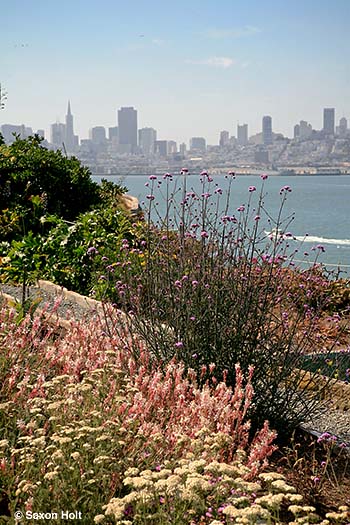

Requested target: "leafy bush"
[
  {"left": 0, "top": 206, "right": 139, "bottom": 295},
  {"left": 0, "top": 135, "right": 100, "bottom": 238}
]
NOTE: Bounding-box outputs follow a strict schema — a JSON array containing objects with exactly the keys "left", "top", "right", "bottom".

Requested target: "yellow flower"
[{"left": 44, "top": 471, "right": 58, "bottom": 480}]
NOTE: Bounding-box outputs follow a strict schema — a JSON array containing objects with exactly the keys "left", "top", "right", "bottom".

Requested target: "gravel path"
[{"left": 1, "top": 281, "right": 350, "bottom": 448}]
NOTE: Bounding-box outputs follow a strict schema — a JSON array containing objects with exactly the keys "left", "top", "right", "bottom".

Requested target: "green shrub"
[{"left": 0, "top": 135, "right": 100, "bottom": 237}]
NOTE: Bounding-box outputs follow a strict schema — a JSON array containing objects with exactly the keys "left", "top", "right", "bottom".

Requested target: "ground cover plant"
[{"left": 0, "top": 303, "right": 348, "bottom": 524}]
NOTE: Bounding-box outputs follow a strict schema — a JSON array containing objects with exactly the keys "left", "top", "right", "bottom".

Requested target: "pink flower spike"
[{"left": 248, "top": 186, "right": 256, "bottom": 192}]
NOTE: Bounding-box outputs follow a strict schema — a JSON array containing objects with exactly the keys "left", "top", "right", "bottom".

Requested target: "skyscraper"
[
  {"left": 90, "top": 126, "right": 106, "bottom": 144},
  {"left": 51, "top": 122, "right": 66, "bottom": 147},
  {"left": 117, "top": 107, "right": 138, "bottom": 153},
  {"left": 138, "top": 127, "right": 157, "bottom": 155},
  {"left": 262, "top": 116, "right": 272, "bottom": 145},
  {"left": 65, "top": 101, "right": 75, "bottom": 152},
  {"left": 219, "top": 130, "right": 229, "bottom": 147},
  {"left": 189, "top": 137, "right": 206, "bottom": 152},
  {"left": 109, "top": 126, "right": 118, "bottom": 142},
  {"left": 338, "top": 117, "right": 348, "bottom": 137},
  {"left": 323, "top": 108, "right": 335, "bottom": 136},
  {"left": 237, "top": 124, "right": 248, "bottom": 146}
]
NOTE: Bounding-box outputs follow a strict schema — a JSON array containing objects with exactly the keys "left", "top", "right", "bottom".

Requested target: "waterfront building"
[
  {"left": 219, "top": 130, "right": 230, "bottom": 147},
  {"left": 117, "top": 106, "right": 138, "bottom": 153},
  {"left": 323, "top": 108, "right": 335, "bottom": 136},
  {"left": 138, "top": 127, "right": 157, "bottom": 155},
  {"left": 237, "top": 124, "right": 248, "bottom": 146},
  {"left": 190, "top": 136, "right": 206, "bottom": 152},
  {"left": 262, "top": 116, "right": 272, "bottom": 145}
]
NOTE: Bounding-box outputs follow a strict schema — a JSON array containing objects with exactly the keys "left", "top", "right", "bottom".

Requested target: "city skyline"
[
  {"left": 1, "top": 0, "right": 350, "bottom": 143},
  {"left": 1, "top": 101, "right": 348, "bottom": 149}
]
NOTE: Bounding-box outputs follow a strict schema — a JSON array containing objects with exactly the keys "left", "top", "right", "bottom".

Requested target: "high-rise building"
[
  {"left": 219, "top": 130, "right": 229, "bottom": 147},
  {"left": 237, "top": 124, "right": 248, "bottom": 146},
  {"left": 37, "top": 129, "right": 45, "bottom": 139},
  {"left": 323, "top": 108, "right": 335, "bottom": 136},
  {"left": 1, "top": 124, "right": 29, "bottom": 143},
  {"left": 262, "top": 116, "right": 272, "bottom": 145},
  {"left": 337, "top": 117, "right": 348, "bottom": 137},
  {"left": 64, "top": 101, "right": 75, "bottom": 151},
  {"left": 109, "top": 126, "right": 118, "bottom": 142},
  {"left": 51, "top": 122, "right": 66, "bottom": 147},
  {"left": 190, "top": 137, "right": 206, "bottom": 152},
  {"left": 294, "top": 124, "right": 300, "bottom": 139},
  {"left": 179, "top": 143, "right": 186, "bottom": 156},
  {"left": 167, "top": 140, "right": 177, "bottom": 155},
  {"left": 117, "top": 107, "right": 138, "bottom": 153},
  {"left": 138, "top": 127, "right": 157, "bottom": 155},
  {"left": 154, "top": 140, "right": 168, "bottom": 157},
  {"left": 299, "top": 120, "right": 313, "bottom": 140},
  {"left": 90, "top": 126, "right": 106, "bottom": 144}
]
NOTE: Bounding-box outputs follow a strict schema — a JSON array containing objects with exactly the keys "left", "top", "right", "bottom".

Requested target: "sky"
[{"left": 1, "top": 0, "right": 349, "bottom": 145}]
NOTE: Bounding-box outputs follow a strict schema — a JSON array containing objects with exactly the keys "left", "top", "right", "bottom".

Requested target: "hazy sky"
[{"left": 1, "top": 0, "right": 349, "bottom": 145}]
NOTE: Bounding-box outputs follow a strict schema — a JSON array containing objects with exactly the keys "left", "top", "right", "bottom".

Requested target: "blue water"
[{"left": 92, "top": 174, "right": 350, "bottom": 276}]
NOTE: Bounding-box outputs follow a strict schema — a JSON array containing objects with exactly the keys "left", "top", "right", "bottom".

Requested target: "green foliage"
[
  {"left": 0, "top": 206, "right": 139, "bottom": 296},
  {"left": 40, "top": 207, "right": 137, "bottom": 294},
  {"left": 0, "top": 135, "right": 100, "bottom": 237}
]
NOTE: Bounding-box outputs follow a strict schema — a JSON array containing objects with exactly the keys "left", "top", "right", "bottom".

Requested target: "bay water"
[{"left": 92, "top": 174, "right": 350, "bottom": 276}]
